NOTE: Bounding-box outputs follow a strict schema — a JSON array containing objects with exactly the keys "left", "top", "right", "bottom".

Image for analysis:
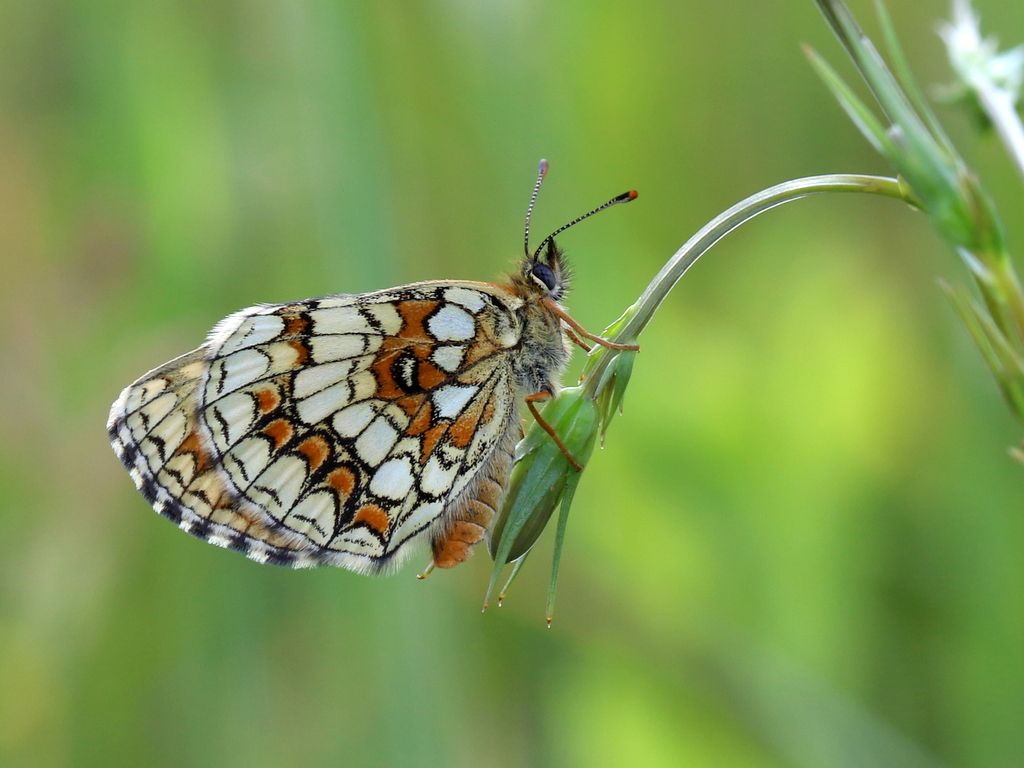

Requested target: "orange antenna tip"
[{"left": 532, "top": 185, "right": 638, "bottom": 256}]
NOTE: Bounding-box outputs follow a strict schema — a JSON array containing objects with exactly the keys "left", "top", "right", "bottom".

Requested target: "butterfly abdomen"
[{"left": 430, "top": 429, "right": 514, "bottom": 568}]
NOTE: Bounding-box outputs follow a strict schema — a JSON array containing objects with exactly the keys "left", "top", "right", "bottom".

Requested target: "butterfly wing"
[
  {"left": 109, "top": 282, "right": 524, "bottom": 573},
  {"left": 108, "top": 348, "right": 320, "bottom": 565}
]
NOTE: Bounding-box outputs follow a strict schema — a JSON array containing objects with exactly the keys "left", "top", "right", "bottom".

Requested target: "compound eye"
[{"left": 531, "top": 263, "right": 557, "bottom": 292}]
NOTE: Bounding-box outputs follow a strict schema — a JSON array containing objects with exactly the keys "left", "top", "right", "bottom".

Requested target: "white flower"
[{"left": 939, "top": 0, "right": 1024, "bottom": 104}]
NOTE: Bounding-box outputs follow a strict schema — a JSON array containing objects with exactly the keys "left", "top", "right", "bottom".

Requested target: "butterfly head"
[
  {"left": 517, "top": 159, "right": 636, "bottom": 304},
  {"left": 513, "top": 238, "right": 570, "bottom": 301}
]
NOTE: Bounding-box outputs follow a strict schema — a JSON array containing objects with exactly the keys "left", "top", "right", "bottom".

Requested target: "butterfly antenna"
[
  {"left": 524, "top": 159, "right": 549, "bottom": 258},
  {"left": 533, "top": 189, "right": 638, "bottom": 259}
]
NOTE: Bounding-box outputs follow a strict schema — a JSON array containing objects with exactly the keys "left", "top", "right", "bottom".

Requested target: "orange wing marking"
[
  {"left": 415, "top": 359, "right": 447, "bottom": 389},
  {"left": 396, "top": 300, "right": 440, "bottom": 342},
  {"left": 354, "top": 504, "right": 390, "bottom": 535},
  {"left": 263, "top": 419, "right": 294, "bottom": 449},
  {"left": 327, "top": 466, "right": 356, "bottom": 498},
  {"left": 287, "top": 339, "right": 310, "bottom": 366},
  {"left": 296, "top": 435, "right": 331, "bottom": 471},
  {"left": 175, "top": 430, "right": 213, "bottom": 475},
  {"left": 281, "top": 311, "right": 309, "bottom": 338},
  {"left": 254, "top": 387, "right": 281, "bottom": 414}
]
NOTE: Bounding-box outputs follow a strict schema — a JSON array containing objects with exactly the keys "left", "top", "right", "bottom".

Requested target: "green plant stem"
[
  {"left": 587, "top": 174, "right": 911, "bottom": 387},
  {"left": 995, "top": 258, "right": 1024, "bottom": 348},
  {"left": 968, "top": 77, "right": 1024, "bottom": 347}
]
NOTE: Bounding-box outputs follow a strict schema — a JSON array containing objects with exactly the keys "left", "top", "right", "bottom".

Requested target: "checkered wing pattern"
[{"left": 108, "top": 282, "right": 524, "bottom": 572}]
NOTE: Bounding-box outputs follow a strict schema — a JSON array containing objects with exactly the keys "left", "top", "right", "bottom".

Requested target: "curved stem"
[
  {"left": 585, "top": 174, "right": 911, "bottom": 392},
  {"left": 621, "top": 174, "right": 907, "bottom": 338}
]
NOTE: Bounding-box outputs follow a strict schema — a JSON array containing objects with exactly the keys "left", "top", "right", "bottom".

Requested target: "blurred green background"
[{"left": 2, "top": 0, "right": 1023, "bottom": 766}]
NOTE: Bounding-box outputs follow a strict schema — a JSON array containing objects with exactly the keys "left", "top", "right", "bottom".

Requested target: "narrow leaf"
[
  {"left": 609, "top": 348, "right": 637, "bottom": 418},
  {"left": 484, "top": 443, "right": 568, "bottom": 607},
  {"left": 497, "top": 554, "right": 529, "bottom": 607},
  {"left": 873, "top": 0, "right": 959, "bottom": 162},
  {"left": 546, "top": 469, "right": 583, "bottom": 627},
  {"left": 942, "top": 280, "right": 1005, "bottom": 379},
  {"left": 943, "top": 280, "right": 1024, "bottom": 420},
  {"left": 805, "top": 45, "right": 892, "bottom": 156}
]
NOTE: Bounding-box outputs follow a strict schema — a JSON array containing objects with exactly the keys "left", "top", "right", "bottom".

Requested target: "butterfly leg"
[
  {"left": 416, "top": 561, "right": 436, "bottom": 580},
  {"left": 564, "top": 327, "right": 593, "bottom": 353},
  {"left": 525, "top": 391, "right": 583, "bottom": 471},
  {"left": 542, "top": 298, "right": 640, "bottom": 352}
]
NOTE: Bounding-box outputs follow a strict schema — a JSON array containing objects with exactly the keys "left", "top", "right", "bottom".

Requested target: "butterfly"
[{"left": 108, "top": 160, "right": 638, "bottom": 575}]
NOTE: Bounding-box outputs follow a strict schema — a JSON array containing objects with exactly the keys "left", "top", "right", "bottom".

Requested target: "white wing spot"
[
  {"left": 333, "top": 401, "right": 380, "bottom": 438},
  {"left": 294, "top": 361, "right": 354, "bottom": 400},
  {"left": 224, "top": 437, "right": 272, "bottom": 487},
  {"left": 126, "top": 378, "right": 167, "bottom": 412},
  {"left": 311, "top": 306, "right": 374, "bottom": 336},
  {"left": 309, "top": 335, "right": 364, "bottom": 363},
  {"left": 144, "top": 403, "right": 190, "bottom": 456},
  {"left": 444, "top": 287, "right": 486, "bottom": 313},
  {"left": 493, "top": 313, "right": 520, "bottom": 348},
  {"left": 296, "top": 380, "right": 350, "bottom": 425},
  {"left": 396, "top": 355, "right": 417, "bottom": 390},
  {"left": 136, "top": 391, "right": 177, "bottom": 430},
  {"left": 350, "top": 370, "right": 377, "bottom": 402},
  {"left": 206, "top": 391, "right": 258, "bottom": 451},
  {"left": 420, "top": 455, "right": 458, "bottom": 496},
  {"left": 208, "top": 348, "right": 271, "bottom": 398},
  {"left": 355, "top": 417, "right": 399, "bottom": 467},
  {"left": 217, "top": 315, "right": 286, "bottom": 355},
  {"left": 286, "top": 492, "right": 335, "bottom": 545},
  {"left": 433, "top": 384, "right": 478, "bottom": 419},
  {"left": 365, "top": 303, "right": 403, "bottom": 335},
  {"left": 369, "top": 457, "right": 415, "bottom": 500},
  {"left": 261, "top": 341, "right": 304, "bottom": 374},
  {"left": 431, "top": 345, "right": 465, "bottom": 373},
  {"left": 208, "top": 307, "right": 279, "bottom": 351},
  {"left": 390, "top": 502, "right": 444, "bottom": 549},
  {"left": 426, "top": 305, "right": 475, "bottom": 342},
  {"left": 248, "top": 455, "right": 306, "bottom": 512}
]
